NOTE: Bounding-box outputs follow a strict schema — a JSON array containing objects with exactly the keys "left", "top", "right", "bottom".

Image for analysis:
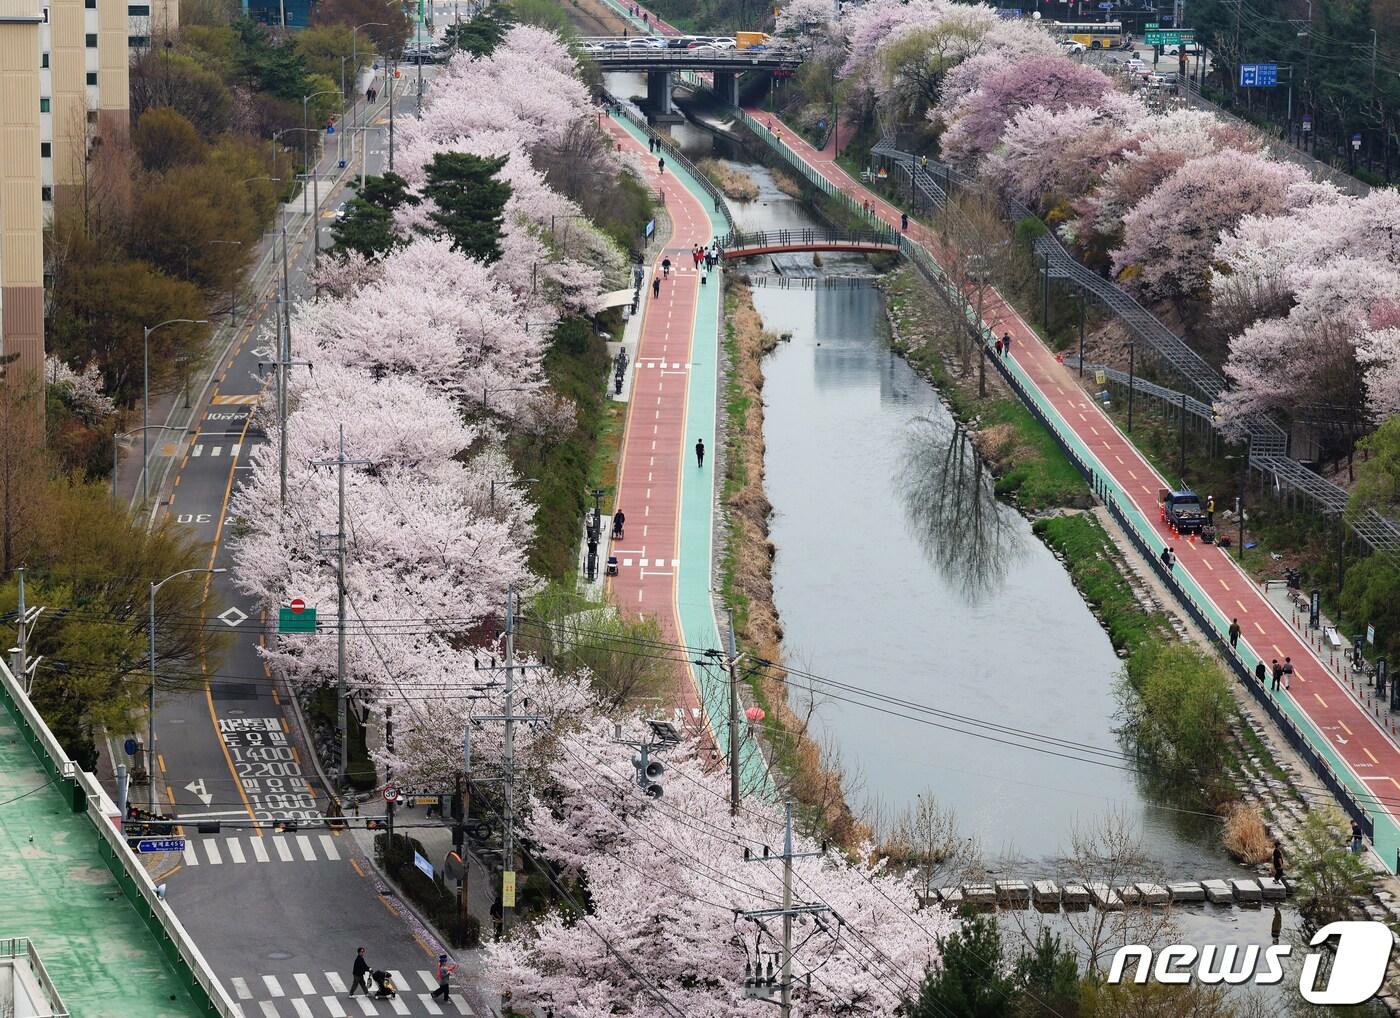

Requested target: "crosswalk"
[
  {"left": 228, "top": 971, "right": 474, "bottom": 1017},
  {"left": 190, "top": 442, "right": 243, "bottom": 458},
  {"left": 180, "top": 834, "right": 343, "bottom": 867}
]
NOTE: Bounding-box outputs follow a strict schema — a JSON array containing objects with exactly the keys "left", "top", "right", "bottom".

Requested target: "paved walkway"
[
  {"left": 0, "top": 706, "right": 206, "bottom": 1017},
  {"left": 601, "top": 113, "right": 769, "bottom": 790},
  {"left": 750, "top": 105, "right": 1400, "bottom": 864}
]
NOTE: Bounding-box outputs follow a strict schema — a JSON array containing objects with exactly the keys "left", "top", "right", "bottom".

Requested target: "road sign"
[
  {"left": 1368, "top": 623, "right": 1376, "bottom": 644},
  {"left": 135, "top": 838, "right": 186, "bottom": 854},
  {"left": 414, "top": 851, "right": 434, "bottom": 879},
  {"left": 124, "top": 738, "right": 138, "bottom": 756},
  {"left": 1240, "top": 63, "right": 1279, "bottom": 87},
  {"left": 278, "top": 605, "right": 317, "bottom": 634},
  {"left": 290, "top": 597, "right": 306, "bottom": 614},
  {"left": 502, "top": 870, "right": 516, "bottom": 908},
  {"left": 383, "top": 784, "right": 399, "bottom": 802},
  {"left": 1145, "top": 28, "right": 1194, "bottom": 45}
]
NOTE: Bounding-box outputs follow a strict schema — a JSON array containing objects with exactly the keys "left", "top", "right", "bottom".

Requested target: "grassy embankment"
[{"left": 720, "top": 280, "right": 866, "bottom": 847}]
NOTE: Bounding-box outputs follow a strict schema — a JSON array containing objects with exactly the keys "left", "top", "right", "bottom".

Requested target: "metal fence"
[
  {"left": 601, "top": 88, "right": 736, "bottom": 234},
  {"left": 718, "top": 226, "right": 900, "bottom": 252}
]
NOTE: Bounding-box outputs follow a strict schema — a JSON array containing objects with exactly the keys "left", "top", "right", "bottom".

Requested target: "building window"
[
  {"left": 85, "top": 0, "right": 95, "bottom": 7},
  {"left": 41, "top": 52, "right": 48, "bottom": 67},
  {"left": 41, "top": 186, "right": 53, "bottom": 202},
  {"left": 39, "top": 97, "right": 50, "bottom": 113},
  {"left": 85, "top": 32, "right": 97, "bottom": 47},
  {"left": 129, "top": 35, "right": 150, "bottom": 47},
  {"left": 40, "top": 142, "right": 51, "bottom": 157},
  {"left": 128, "top": 3, "right": 150, "bottom": 13},
  {"left": 86, "top": 71, "right": 97, "bottom": 85}
]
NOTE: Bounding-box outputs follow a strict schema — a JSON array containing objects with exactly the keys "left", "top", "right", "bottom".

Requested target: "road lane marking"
[
  {"left": 294, "top": 974, "right": 316, "bottom": 995},
  {"left": 259, "top": 1003, "right": 279, "bottom": 1018},
  {"left": 1340, "top": 721, "right": 1353, "bottom": 735},
  {"left": 1366, "top": 748, "right": 1379, "bottom": 763},
  {"left": 227, "top": 839, "right": 247, "bottom": 864},
  {"left": 319, "top": 833, "right": 340, "bottom": 860},
  {"left": 263, "top": 975, "right": 284, "bottom": 997},
  {"left": 231, "top": 977, "right": 252, "bottom": 999},
  {"left": 418, "top": 996, "right": 444, "bottom": 1015},
  {"left": 205, "top": 840, "right": 223, "bottom": 864},
  {"left": 274, "top": 837, "right": 294, "bottom": 862},
  {"left": 297, "top": 834, "right": 316, "bottom": 861},
  {"left": 325, "top": 973, "right": 347, "bottom": 993},
  {"left": 323, "top": 997, "right": 348, "bottom": 1017},
  {"left": 182, "top": 842, "right": 198, "bottom": 866},
  {"left": 250, "top": 837, "right": 269, "bottom": 862},
  {"left": 291, "top": 1001, "right": 314, "bottom": 1018},
  {"left": 1314, "top": 693, "right": 1328, "bottom": 708}
]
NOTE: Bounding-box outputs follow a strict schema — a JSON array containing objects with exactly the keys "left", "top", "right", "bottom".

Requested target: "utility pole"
[
  {"left": 739, "top": 801, "right": 828, "bottom": 1014},
  {"left": 502, "top": 584, "right": 516, "bottom": 935},
  {"left": 726, "top": 609, "right": 742, "bottom": 815},
  {"left": 259, "top": 233, "right": 310, "bottom": 507},
  {"left": 8, "top": 568, "right": 43, "bottom": 694},
  {"left": 388, "top": 60, "right": 396, "bottom": 172},
  {"left": 311, "top": 427, "right": 370, "bottom": 787}
]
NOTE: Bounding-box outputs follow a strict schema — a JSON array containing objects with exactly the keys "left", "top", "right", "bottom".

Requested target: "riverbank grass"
[
  {"left": 698, "top": 158, "right": 759, "bottom": 202},
  {"left": 884, "top": 265, "right": 1088, "bottom": 512}
]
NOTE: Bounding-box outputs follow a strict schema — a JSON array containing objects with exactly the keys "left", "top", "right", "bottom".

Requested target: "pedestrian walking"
[
  {"left": 1271, "top": 659, "right": 1283, "bottom": 691},
  {"left": 658, "top": 156, "right": 665, "bottom": 174},
  {"left": 662, "top": 257, "right": 671, "bottom": 278},
  {"left": 1254, "top": 660, "right": 1267, "bottom": 684},
  {"left": 1228, "top": 618, "right": 1241, "bottom": 649},
  {"left": 349, "top": 948, "right": 371, "bottom": 996},
  {"left": 901, "top": 212, "right": 908, "bottom": 232},
  {"left": 1206, "top": 495, "right": 1215, "bottom": 524},
  {"left": 1160, "top": 546, "right": 1175, "bottom": 571},
  {"left": 430, "top": 955, "right": 456, "bottom": 1002},
  {"left": 1002, "top": 332, "right": 1012, "bottom": 358},
  {"left": 1282, "top": 656, "right": 1293, "bottom": 689},
  {"left": 1351, "top": 819, "right": 1364, "bottom": 854},
  {"left": 648, "top": 137, "right": 654, "bottom": 152},
  {"left": 695, "top": 438, "right": 705, "bottom": 468},
  {"left": 1271, "top": 840, "right": 1284, "bottom": 880},
  {"left": 652, "top": 276, "right": 661, "bottom": 298},
  {"left": 366, "top": 88, "right": 374, "bottom": 104},
  {"left": 612, "top": 509, "right": 625, "bottom": 539},
  {"left": 994, "top": 338, "right": 1003, "bottom": 356}
]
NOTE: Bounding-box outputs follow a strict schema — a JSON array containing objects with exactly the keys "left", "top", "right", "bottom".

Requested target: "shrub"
[
  {"left": 1221, "top": 803, "right": 1272, "bottom": 864},
  {"left": 1117, "top": 639, "right": 1235, "bottom": 783},
  {"left": 375, "top": 833, "right": 480, "bottom": 947}
]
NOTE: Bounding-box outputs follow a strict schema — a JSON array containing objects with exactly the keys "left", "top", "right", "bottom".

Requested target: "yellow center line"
[
  {"left": 1390, "top": 778, "right": 1400, "bottom": 792},
  {"left": 1314, "top": 693, "right": 1328, "bottom": 708},
  {"left": 1115, "top": 454, "right": 1124, "bottom": 464},
  {"left": 1365, "top": 748, "right": 1378, "bottom": 763},
  {"left": 351, "top": 857, "right": 366, "bottom": 878},
  {"left": 158, "top": 754, "right": 166, "bottom": 774},
  {"left": 1202, "top": 558, "right": 1214, "bottom": 570},
  {"left": 1340, "top": 721, "right": 1353, "bottom": 735}
]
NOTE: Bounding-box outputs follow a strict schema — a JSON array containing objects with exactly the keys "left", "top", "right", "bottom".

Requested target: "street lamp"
[
  {"left": 489, "top": 476, "right": 539, "bottom": 511},
  {"left": 113, "top": 426, "right": 180, "bottom": 507},
  {"left": 1123, "top": 340, "right": 1136, "bottom": 434},
  {"left": 148, "top": 567, "right": 225, "bottom": 808},
  {"left": 352, "top": 22, "right": 387, "bottom": 133},
  {"left": 142, "top": 319, "right": 208, "bottom": 504},
  {"left": 1225, "top": 433, "right": 1252, "bottom": 561},
  {"left": 302, "top": 89, "right": 341, "bottom": 215}
]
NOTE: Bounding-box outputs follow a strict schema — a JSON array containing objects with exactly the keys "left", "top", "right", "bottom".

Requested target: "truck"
[
  {"left": 736, "top": 31, "right": 769, "bottom": 50},
  {"left": 1160, "top": 488, "right": 1206, "bottom": 534}
]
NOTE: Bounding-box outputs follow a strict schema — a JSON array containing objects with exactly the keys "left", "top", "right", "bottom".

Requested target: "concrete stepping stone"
[
  {"left": 1258, "top": 878, "right": 1287, "bottom": 900},
  {"left": 1135, "top": 883, "right": 1170, "bottom": 905},
  {"left": 1168, "top": 882, "right": 1205, "bottom": 902},
  {"left": 1118, "top": 885, "right": 1141, "bottom": 906},
  {"left": 1062, "top": 882, "right": 1090, "bottom": 907},
  {"left": 1230, "top": 879, "right": 1263, "bottom": 903},
  {"left": 962, "top": 884, "right": 996, "bottom": 907},
  {"left": 1031, "top": 881, "right": 1060, "bottom": 906},
  {"left": 1088, "top": 884, "right": 1124, "bottom": 911},
  {"left": 940, "top": 887, "right": 962, "bottom": 907},
  {"left": 996, "top": 880, "right": 1030, "bottom": 907},
  {"left": 1202, "top": 879, "right": 1233, "bottom": 904}
]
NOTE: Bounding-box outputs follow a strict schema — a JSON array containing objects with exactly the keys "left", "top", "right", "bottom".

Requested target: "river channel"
[{"left": 606, "top": 76, "right": 1336, "bottom": 973}]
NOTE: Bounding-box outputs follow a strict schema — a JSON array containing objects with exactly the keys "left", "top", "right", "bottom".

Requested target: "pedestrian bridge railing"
[{"left": 718, "top": 227, "right": 901, "bottom": 256}]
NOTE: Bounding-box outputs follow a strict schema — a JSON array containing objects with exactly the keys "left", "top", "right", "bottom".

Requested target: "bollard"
[{"left": 1394, "top": 847, "right": 1398, "bottom": 876}]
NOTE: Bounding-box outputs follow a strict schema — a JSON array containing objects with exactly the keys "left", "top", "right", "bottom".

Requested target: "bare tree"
[
  {"left": 936, "top": 187, "right": 1020, "bottom": 391},
  {"left": 873, "top": 788, "right": 983, "bottom": 906}
]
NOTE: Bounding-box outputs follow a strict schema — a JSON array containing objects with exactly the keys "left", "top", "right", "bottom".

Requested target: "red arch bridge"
[{"left": 716, "top": 228, "right": 903, "bottom": 259}]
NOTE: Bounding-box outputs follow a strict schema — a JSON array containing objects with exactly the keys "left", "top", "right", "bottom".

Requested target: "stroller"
[{"left": 371, "top": 970, "right": 397, "bottom": 999}]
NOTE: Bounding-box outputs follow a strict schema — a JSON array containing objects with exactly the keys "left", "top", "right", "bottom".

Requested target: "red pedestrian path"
[
  {"left": 748, "top": 106, "right": 1400, "bottom": 852},
  {"left": 602, "top": 116, "right": 713, "bottom": 725}
]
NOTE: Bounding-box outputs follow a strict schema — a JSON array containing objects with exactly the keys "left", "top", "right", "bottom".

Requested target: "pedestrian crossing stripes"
[
  {"left": 179, "top": 834, "right": 341, "bottom": 867},
  {"left": 228, "top": 971, "right": 473, "bottom": 1017},
  {"left": 617, "top": 558, "right": 680, "bottom": 569},
  {"left": 190, "top": 443, "right": 242, "bottom": 458},
  {"left": 211, "top": 394, "right": 261, "bottom": 405}
]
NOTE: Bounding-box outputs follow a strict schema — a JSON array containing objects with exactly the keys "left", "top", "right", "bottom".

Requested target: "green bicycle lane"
[{"left": 607, "top": 111, "right": 771, "bottom": 797}]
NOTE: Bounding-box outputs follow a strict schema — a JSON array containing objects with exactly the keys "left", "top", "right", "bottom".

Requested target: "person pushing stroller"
[{"left": 371, "top": 970, "right": 397, "bottom": 999}]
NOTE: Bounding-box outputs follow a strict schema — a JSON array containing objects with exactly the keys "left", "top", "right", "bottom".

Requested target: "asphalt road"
[{"left": 138, "top": 72, "right": 486, "bottom": 1018}]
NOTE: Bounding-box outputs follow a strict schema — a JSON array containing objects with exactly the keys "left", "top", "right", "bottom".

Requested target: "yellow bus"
[{"left": 1048, "top": 20, "right": 1124, "bottom": 49}]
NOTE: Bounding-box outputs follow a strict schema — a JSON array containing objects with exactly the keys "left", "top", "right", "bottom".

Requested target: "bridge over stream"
[{"left": 718, "top": 227, "right": 902, "bottom": 259}]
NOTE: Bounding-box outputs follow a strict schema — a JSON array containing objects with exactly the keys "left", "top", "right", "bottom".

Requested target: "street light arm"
[{"left": 152, "top": 566, "right": 227, "bottom": 595}]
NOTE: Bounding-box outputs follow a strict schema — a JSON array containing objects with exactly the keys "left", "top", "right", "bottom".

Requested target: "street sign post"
[
  {"left": 135, "top": 838, "right": 186, "bottom": 853},
  {"left": 1240, "top": 63, "right": 1279, "bottom": 87},
  {"left": 1144, "top": 22, "right": 1194, "bottom": 45},
  {"left": 383, "top": 784, "right": 398, "bottom": 802},
  {"left": 278, "top": 601, "right": 317, "bottom": 634}
]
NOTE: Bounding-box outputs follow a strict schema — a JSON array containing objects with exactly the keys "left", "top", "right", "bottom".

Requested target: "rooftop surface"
[{"left": 0, "top": 705, "right": 207, "bottom": 1018}]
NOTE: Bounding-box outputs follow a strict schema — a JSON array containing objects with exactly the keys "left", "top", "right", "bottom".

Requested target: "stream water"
[{"left": 606, "top": 76, "right": 1354, "bottom": 984}]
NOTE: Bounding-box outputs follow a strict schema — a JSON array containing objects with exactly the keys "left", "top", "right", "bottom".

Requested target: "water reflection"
[{"left": 900, "top": 416, "right": 1025, "bottom": 602}]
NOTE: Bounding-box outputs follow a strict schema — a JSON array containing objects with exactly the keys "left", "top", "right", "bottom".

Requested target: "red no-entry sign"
[{"left": 290, "top": 598, "right": 306, "bottom": 614}]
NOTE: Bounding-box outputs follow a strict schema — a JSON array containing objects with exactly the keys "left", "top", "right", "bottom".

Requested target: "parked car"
[
  {"left": 711, "top": 37, "right": 736, "bottom": 48},
  {"left": 1059, "top": 39, "right": 1086, "bottom": 54},
  {"left": 335, "top": 201, "right": 348, "bottom": 221}
]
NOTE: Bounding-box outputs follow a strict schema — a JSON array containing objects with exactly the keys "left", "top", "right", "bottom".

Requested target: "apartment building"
[{"left": 0, "top": 0, "right": 45, "bottom": 385}]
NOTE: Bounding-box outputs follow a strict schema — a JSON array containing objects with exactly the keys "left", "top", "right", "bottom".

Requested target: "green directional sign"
[
  {"left": 1145, "top": 26, "right": 1195, "bottom": 45},
  {"left": 278, "top": 602, "right": 317, "bottom": 634}
]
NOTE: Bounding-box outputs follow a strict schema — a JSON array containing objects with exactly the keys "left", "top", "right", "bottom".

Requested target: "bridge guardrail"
[
  {"left": 719, "top": 227, "right": 900, "bottom": 251},
  {"left": 601, "top": 88, "right": 736, "bottom": 234}
]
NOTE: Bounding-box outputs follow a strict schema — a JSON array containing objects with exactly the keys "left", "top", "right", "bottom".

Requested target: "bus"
[{"left": 1047, "top": 20, "right": 1124, "bottom": 49}]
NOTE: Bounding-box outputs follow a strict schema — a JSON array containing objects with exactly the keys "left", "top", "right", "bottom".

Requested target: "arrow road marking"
[{"left": 184, "top": 778, "right": 214, "bottom": 806}]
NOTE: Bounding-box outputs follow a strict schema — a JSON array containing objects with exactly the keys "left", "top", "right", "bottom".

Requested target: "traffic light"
[{"left": 632, "top": 746, "right": 664, "bottom": 798}]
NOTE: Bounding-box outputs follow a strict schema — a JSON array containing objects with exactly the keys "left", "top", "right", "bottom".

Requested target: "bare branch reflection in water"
[{"left": 899, "top": 414, "right": 1025, "bottom": 602}]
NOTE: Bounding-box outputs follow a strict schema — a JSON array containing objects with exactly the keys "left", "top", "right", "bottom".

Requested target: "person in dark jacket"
[
  {"left": 612, "top": 509, "right": 625, "bottom": 539},
  {"left": 349, "top": 948, "right": 371, "bottom": 996},
  {"left": 1228, "top": 618, "right": 1241, "bottom": 649}
]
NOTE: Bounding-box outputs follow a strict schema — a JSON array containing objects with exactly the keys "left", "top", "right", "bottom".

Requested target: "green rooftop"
[{"left": 0, "top": 694, "right": 218, "bottom": 1017}]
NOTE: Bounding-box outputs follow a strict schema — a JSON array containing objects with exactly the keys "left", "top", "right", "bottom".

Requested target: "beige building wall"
[
  {"left": 47, "top": 0, "right": 86, "bottom": 206},
  {"left": 0, "top": 0, "right": 46, "bottom": 385},
  {"left": 97, "top": 0, "right": 128, "bottom": 142}
]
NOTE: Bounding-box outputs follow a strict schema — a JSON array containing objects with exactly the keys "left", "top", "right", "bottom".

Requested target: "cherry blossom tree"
[
  {"left": 45, "top": 355, "right": 116, "bottom": 422},
  {"left": 936, "top": 56, "right": 1115, "bottom": 169},
  {"left": 482, "top": 706, "right": 957, "bottom": 1017},
  {"left": 985, "top": 100, "right": 1141, "bottom": 211},
  {"left": 1111, "top": 149, "right": 1307, "bottom": 300},
  {"left": 776, "top": 0, "right": 836, "bottom": 37}
]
